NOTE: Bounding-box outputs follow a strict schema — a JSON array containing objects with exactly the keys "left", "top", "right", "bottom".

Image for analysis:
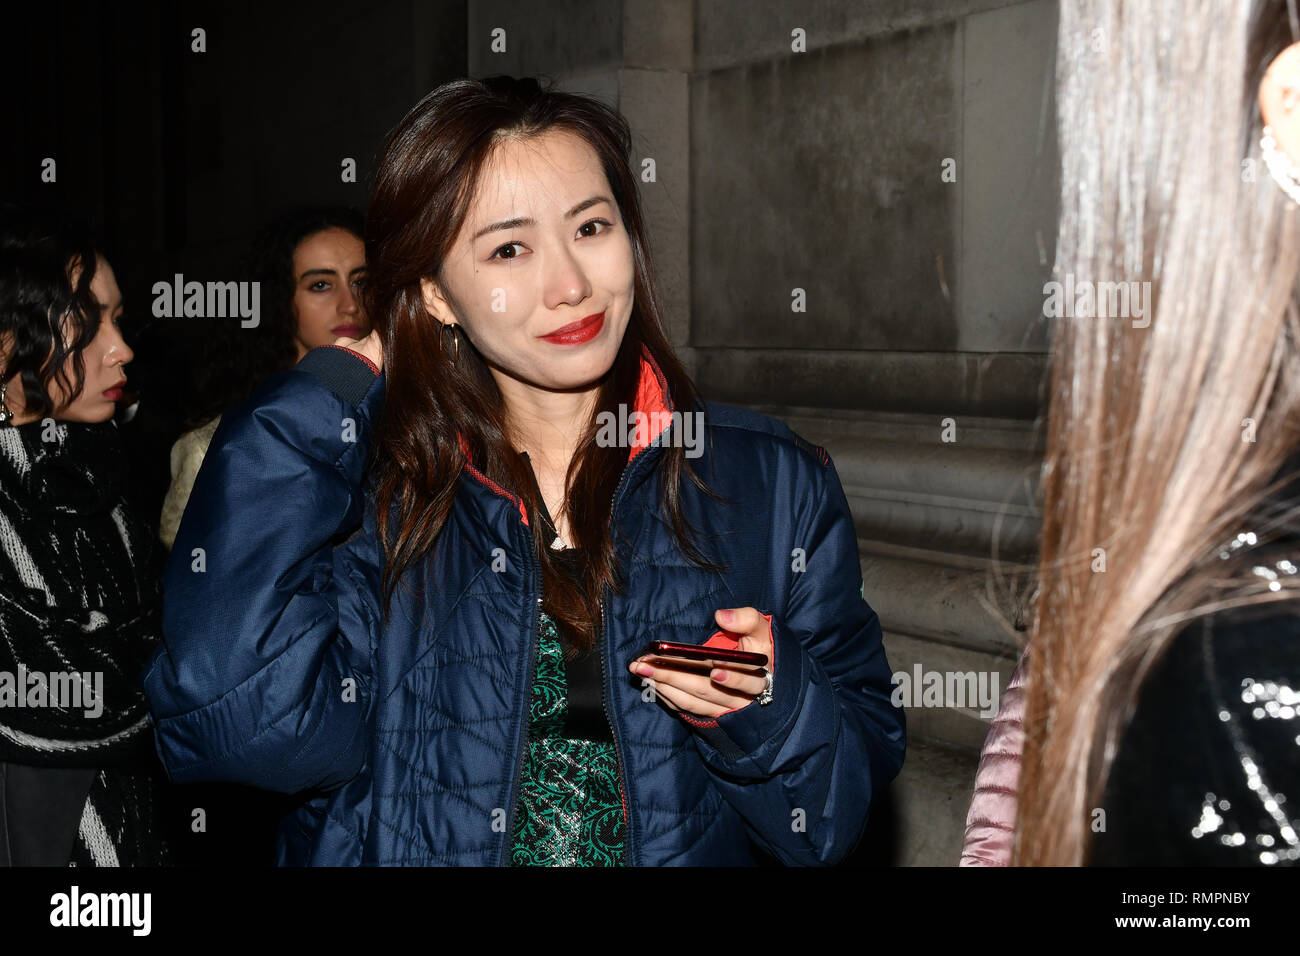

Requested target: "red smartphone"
[{"left": 634, "top": 640, "right": 768, "bottom": 668}]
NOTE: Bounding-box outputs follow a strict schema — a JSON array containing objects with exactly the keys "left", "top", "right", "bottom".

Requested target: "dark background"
[{"left": 2, "top": 1, "right": 468, "bottom": 524}]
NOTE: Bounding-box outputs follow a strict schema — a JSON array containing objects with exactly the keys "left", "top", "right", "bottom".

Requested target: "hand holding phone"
[{"left": 627, "top": 607, "right": 774, "bottom": 719}]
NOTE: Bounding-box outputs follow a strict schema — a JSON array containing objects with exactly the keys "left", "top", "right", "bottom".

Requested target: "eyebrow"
[
  {"left": 471, "top": 195, "right": 613, "bottom": 242},
  {"left": 299, "top": 265, "right": 368, "bottom": 280}
]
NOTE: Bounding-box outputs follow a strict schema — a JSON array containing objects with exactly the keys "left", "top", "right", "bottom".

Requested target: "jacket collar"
[{"left": 456, "top": 344, "right": 675, "bottom": 527}]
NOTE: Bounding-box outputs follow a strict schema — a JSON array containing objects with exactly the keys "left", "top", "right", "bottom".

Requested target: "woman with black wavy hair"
[{"left": 0, "top": 204, "right": 169, "bottom": 866}]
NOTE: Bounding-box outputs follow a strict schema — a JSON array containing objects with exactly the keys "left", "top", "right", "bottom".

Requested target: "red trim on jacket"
[
  {"left": 457, "top": 432, "right": 531, "bottom": 527},
  {"left": 626, "top": 347, "right": 672, "bottom": 463}
]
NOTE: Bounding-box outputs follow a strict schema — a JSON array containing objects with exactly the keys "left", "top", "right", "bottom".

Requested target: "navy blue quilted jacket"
[{"left": 141, "top": 344, "right": 905, "bottom": 865}]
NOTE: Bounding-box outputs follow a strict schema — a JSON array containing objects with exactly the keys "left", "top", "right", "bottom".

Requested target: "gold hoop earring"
[{"left": 439, "top": 322, "right": 461, "bottom": 367}]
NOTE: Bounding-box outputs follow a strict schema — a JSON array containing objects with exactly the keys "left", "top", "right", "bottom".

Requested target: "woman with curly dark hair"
[
  {"left": 0, "top": 204, "right": 169, "bottom": 866},
  {"left": 158, "top": 206, "right": 367, "bottom": 549}
]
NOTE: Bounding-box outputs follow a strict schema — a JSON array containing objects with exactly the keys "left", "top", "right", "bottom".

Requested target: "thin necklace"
[{"left": 520, "top": 450, "right": 569, "bottom": 549}]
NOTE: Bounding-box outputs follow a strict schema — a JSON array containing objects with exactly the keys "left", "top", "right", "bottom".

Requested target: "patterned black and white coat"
[{"left": 0, "top": 419, "right": 167, "bottom": 866}]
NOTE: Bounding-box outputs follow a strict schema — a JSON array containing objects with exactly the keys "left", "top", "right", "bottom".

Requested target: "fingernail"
[
  {"left": 719, "top": 608, "right": 734, "bottom": 623},
  {"left": 711, "top": 670, "right": 726, "bottom": 683}
]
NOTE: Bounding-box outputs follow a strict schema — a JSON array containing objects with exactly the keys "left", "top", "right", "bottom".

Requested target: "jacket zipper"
[
  {"left": 601, "top": 404, "right": 678, "bottom": 868},
  {"left": 601, "top": 465, "right": 634, "bottom": 867},
  {"left": 501, "top": 530, "right": 542, "bottom": 866}
]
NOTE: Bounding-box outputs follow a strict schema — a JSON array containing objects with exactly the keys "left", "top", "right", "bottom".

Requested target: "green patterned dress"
[{"left": 509, "top": 610, "right": 627, "bottom": 866}]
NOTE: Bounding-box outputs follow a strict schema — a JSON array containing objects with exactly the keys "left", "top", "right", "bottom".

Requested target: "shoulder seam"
[{"left": 703, "top": 404, "right": 832, "bottom": 468}]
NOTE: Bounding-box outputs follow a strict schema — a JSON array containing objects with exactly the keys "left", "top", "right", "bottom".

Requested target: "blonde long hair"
[{"left": 1015, "top": 0, "right": 1300, "bottom": 865}]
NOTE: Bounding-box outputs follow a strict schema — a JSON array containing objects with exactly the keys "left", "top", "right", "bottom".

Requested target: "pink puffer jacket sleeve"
[{"left": 959, "top": 652, "right": 1028, "bottom": 866}]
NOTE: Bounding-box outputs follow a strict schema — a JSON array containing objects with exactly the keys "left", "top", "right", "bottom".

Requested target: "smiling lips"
[{"left": 540, "top": 311, "right": 604, "bottom": 345}]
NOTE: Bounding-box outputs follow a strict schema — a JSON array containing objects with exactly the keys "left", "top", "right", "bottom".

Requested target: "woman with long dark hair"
[
  {"left": 963, "top": 0, "right": 1300, "bottom": 866},
  {"left": 143, "top": 76, "right": 904, "bottom": 866},
  {"left": 158, "top": 205, "right": 366, "bottom": 550},
  {"left": 0, "top": 205, "right": 169, "bottom": 866}
]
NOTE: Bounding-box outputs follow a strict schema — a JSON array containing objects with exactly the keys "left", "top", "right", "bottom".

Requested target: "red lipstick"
[
  {"left": 103, "top": 379, "right": 127, "bottom": 402},
  {"left": 540, "top": 311, "right": 604, "bottom": 345}
]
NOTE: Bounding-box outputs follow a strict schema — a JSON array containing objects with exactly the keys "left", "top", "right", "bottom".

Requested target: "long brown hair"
[
  {"left": 1015, "top": 0, "right": 1300, "bottom": 865},
  {"left": 363, "top": 75, "right": 724, "bottom": 652}
]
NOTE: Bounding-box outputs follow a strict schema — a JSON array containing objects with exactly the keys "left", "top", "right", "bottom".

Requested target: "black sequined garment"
[
  {"left": 1091, "top": 598, "right": 1300, "bottom": 866},
  {"left": 508, "top": 609, "right": 626, "bottom": 866}
]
